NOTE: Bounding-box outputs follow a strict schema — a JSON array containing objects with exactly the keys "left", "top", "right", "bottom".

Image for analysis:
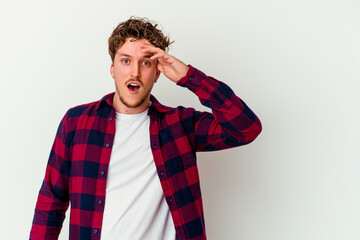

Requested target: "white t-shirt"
[{"left": 100, "top": 110, "right": 176, "bottom": 240}]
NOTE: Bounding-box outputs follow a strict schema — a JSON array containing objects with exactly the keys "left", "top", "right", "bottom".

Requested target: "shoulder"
[
  {"left": 65, "top": 100, "right": 99, "bottom": 121},
  {"left": 155, "top": 102, "right": 209, "bottom": 126},
  {"left": 150, "top": 94, "right": 200, "bottom": 118},
  {"left": 150, "top": 94, "right": 199, "bottom": 115},
  {"left": 65, "top": 93, "right": 114, "bottom": 120}
]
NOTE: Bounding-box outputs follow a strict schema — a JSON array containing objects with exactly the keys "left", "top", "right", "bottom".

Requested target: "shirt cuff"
[
  {"left": 177, "top": 65, "right": 196, "bottom": 84},
  {"left": 177, "top": 65, "right": 206, "bottom": 92}
]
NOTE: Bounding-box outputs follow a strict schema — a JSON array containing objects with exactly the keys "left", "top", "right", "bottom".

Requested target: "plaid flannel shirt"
[{"left": 30, "top": 65, "right": 262, "bottom": 240}]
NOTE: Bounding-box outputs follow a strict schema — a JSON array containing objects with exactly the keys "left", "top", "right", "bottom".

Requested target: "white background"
[{"left": 1, "top": 0, "right": 359, "bottom": 239}]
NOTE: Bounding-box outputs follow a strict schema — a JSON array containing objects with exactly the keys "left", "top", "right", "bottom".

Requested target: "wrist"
[
  {"left": 174, "top": 65, "right": 189, "bottom": 83},
  {"left": 176, "top": 65, "right": 196, "bottom": 85}
]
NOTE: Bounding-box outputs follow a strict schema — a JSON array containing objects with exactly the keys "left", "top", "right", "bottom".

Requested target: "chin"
[{"left": 120, "top": 96, "right": 147, "bottom": 109}]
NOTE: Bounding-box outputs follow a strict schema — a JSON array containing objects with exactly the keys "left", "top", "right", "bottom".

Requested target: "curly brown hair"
[{"left": 108, "top": 17, "right": 173, "bottom": 62}]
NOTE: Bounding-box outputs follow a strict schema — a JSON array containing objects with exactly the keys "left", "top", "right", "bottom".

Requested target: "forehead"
[{"left": 116, "top": 38, "right": 147, "bottom": 56}]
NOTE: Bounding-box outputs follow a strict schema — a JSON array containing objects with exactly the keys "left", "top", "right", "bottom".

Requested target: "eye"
[
  {"left": 121, "top": 59, "right": 130, "bottom": 65},
  {"left": 142, "top": 60, "right": 151, "bottom": 66}
]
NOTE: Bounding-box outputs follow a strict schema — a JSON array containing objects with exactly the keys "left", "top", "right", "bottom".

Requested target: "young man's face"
[{"left": 111, "top": 38, "right": 160, "bottom": 114}]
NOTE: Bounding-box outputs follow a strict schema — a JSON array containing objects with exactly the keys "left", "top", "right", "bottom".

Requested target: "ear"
[
  {"left": 110, "top": 62, "right": 114, "bottom": 78},
  {"left": 154, "top": 69, "right": 161, "bottom": 83}
]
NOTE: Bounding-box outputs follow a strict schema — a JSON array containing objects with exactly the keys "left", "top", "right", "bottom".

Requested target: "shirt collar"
[
  {"left": 95, "top": 92, "right": 115, "bottom": 111},
  {"left": 95, "top": 92, "right": 170, "bottom": 113},
  {"left": 149, "top": 95, "right": 171, "bottom": 113}
]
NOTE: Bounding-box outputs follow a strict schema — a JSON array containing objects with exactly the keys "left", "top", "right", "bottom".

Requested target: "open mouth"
[{"left": 127, "top": 82, "right": 140, "bottom": 92}]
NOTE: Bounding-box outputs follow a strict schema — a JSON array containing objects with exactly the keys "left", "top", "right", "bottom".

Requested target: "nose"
[{"left": 130, "top": 63, "right": 141, "bottom": 78}]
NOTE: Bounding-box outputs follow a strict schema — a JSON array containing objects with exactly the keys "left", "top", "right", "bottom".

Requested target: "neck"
[{"left": 112, "top": 92, "right": 150, "bottom": 114}]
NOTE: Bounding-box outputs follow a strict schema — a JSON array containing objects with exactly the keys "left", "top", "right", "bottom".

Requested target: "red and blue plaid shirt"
[{"left": 30, "top": 65, "right": 262, "bottom": 240}]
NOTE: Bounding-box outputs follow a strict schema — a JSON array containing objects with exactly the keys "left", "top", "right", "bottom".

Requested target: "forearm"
[
  {"left": 30, "top": 197, "right": 68, "bottom": 239},
  {"left": 30, "top": 114, "right": 71, "bottom": 239},
  {"left": 30, "top": 175, "right": 70, "bottom": 239},
  {"left": 177, "top": 65, "right": 262, "bottom": 150}
]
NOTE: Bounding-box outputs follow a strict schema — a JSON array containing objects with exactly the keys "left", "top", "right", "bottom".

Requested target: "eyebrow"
[
  {"left": 117, "top": 53, "right": 153, "bottom": 59},
  {"left": 117, "top": 53, "right": 131, "bottom": 57}
]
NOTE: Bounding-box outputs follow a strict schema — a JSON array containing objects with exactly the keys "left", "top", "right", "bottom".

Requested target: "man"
[{"left": 30, "top": 17, "right": 262, "bottom": 240}]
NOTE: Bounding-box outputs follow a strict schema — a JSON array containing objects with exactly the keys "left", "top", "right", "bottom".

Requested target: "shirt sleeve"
[
  {"left": 29, "top": 112, "right": 71, "bottom": 240},
  {"left": 177, "top": 65, "right": 262, "bottom": 151}
]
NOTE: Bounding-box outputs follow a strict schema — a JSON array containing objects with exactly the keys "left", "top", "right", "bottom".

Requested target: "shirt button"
[
  {"left": 98, "top": 200, "right": 103, "bottom": 205},
  {"left": 105, "top": 143, "right": 110, "bottom": 148},
  {"left": 100, "top": 171, "right": 105, "bottom": 176},
  {"left": 94, "top": 229, "right": 98, "bottom": 234},
  {"left": 160, "top": 171, "right": 164, "bottom": 176},
  {"left": 109, "top": 117, "right": 113, "bottom": 121},
  {"left": 169, "top": 198, "right": 173, "bottom": 202},
  {"left": 189, "top": 77, "right": 194, "bottom": 81},
  {"left": 153, "top": 144, "right": 158, "bottom": 149}
]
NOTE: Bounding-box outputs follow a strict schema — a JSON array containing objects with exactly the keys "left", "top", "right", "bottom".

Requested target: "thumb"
[{"left": 157, "top": 62, "right": 164, "bottom": 72}]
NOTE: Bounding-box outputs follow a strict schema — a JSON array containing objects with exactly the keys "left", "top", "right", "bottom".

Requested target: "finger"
[
  {"left": 142, "top": 48, "right": 161, "bottom": 59},
  {"left": 157, "top": 62, "right": 164, "bottom": 72},
  {"left": 142, "top": 39, "right": 153, "bottom": 46},
  {"left": 141, "top": 44, "right": 163, "bottom": 54},
  {"left": 150, "top": 53, "right": 165, "bottom": 61},
  {"left": 140, "top": 43, "right": 157, "bottom": 50}
]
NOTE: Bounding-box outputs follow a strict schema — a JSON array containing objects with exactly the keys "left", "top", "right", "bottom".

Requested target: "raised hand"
[{"left": 140, "top": 41, "right": 189, "bottom": 83}]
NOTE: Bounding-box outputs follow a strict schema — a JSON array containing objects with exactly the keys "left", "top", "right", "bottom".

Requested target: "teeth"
[{"left": 129, "top": 83, "right": 139, "bottom": 87}]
